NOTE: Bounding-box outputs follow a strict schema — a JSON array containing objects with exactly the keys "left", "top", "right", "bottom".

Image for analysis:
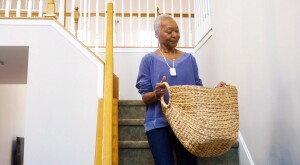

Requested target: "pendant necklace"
[{"left": 159, "top": 49, "right": 176, "bottom": 76}]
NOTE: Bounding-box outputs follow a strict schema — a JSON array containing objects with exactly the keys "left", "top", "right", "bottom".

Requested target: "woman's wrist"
[{"left": 154, "top": 90, "right": 160, "bottom": 101}]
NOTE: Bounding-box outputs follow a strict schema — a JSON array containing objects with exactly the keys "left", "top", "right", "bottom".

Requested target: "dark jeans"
[{"left": 146, "top": 126, "right": 197, "bottom": 165}]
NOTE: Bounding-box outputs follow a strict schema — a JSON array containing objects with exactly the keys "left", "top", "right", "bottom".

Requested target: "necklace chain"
[{"left": 159, "top": 49, "right": 175, "bottom": 69}]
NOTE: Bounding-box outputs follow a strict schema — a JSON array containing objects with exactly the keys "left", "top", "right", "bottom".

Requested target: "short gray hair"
[{"left": 154, "top": 14, "right": 174, "bottom": 38}]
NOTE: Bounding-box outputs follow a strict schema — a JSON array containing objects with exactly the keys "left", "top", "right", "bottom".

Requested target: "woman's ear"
[{"left": 155, "top": 33, "right": 159, "bottom": 39}]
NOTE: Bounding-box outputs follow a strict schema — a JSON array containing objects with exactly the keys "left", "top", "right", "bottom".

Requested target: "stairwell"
[{"left": 118, "top": 100, "right": 239, "bottom": 165}]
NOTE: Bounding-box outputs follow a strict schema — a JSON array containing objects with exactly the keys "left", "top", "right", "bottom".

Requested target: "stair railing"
[{"left": 0, "top": 0, "right": 212, "bottom": 48}]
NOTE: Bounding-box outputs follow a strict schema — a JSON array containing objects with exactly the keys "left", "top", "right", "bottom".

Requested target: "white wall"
[
  {"left": 0, "top": 85, "right": 27, "bottom": 165},
  {"left": 194, "top": 0, "right": 300, "bottom": 164},
  {"left": 0, "top": 20, "right": 104, "bottom": 165}
]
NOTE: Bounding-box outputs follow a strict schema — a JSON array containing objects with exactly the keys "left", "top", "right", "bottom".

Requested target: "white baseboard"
[{"left": 238, "top": 131, "right": 255, "bottom": 165}]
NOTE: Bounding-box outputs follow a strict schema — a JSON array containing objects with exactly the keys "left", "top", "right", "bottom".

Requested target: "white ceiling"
[{"left": 0, "top": 46, "right": 29, "bottom": 84}]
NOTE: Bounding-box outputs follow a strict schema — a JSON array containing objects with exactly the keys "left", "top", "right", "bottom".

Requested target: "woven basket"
[{"left": 160, "top": 82, "right": 239, "bottom": 157}]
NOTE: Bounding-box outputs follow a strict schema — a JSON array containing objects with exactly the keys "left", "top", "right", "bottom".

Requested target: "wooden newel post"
[
  {"left": 45, "top": 0, "right": 56, "bottom": 18},
  {"left": 74, "top": 7, "right": 79, "bottom": 38}
]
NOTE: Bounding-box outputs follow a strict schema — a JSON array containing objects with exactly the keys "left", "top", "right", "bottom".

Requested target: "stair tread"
[
  {"left": 119, "top": 140, "right": 238, "bottom": 149},
  {"left": 119, "top": 119, "right": 144, "bottom": 125},
  {"left": 119, "top": 100, "right": 145, "bottom": 106},
  {"left": 119, "top": 141, "right": 149, "bottom": 149}
]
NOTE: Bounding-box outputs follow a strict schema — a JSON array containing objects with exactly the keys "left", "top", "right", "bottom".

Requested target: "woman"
[{"left": 136, "top": 14, "right": 225, "bottom": 165}]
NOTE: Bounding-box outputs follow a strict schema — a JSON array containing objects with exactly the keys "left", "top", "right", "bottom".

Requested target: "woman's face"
[{"left": 158, "top": 18, "right": 180, "bottom": 49}]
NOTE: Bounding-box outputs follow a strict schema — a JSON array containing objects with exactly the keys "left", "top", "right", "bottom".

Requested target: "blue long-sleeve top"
[{"left": 136, "top": 52, "right": 203, "bottom": 132}]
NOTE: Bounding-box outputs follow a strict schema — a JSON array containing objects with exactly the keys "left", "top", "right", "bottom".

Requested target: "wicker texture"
[{"left": 160, "top": 82, "right": 239, "bottom": 157}]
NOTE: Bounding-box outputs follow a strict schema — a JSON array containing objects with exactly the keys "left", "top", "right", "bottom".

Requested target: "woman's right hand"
[
  {"left": 142, "top": 76, "right": 167, "bottom": 104},
  {"left": 155, "top": 76, "right": 167, "bottom": 99}
]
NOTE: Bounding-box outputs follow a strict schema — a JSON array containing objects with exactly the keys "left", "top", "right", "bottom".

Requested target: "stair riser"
[
  {"left": 119, "top": 125, "right": 147, "bottom": 141},
  {"left": 119, "top": 105, "right": 146, "bottom": 119},
  {"left": 119, "top": 149, "right": 154, "bottom": 165}
]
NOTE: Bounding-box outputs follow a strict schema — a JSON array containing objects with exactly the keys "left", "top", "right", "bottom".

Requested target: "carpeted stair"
[{"left": 118, "top": 100, "right": 239, "bottom": 165}]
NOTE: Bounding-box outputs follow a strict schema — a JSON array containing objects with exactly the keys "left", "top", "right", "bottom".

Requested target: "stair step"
[
  {"left": 119, "top": 100, "right": 145, "bottom": 106},
  {"left": 119, "top": 140, "right": 238, "bottom": 149},
  {"left": 198, "top": 147, "right": 239, "bottom": 164},
  {"left": 118, "top": 100, "right": 146, "bottom": 119},
  {"left": 119, "top": 124, "right": 147, "bottom": 141},
  {"left": 119, "top": 141, "right": 149, "bottom": 149},
  {"left": 119, "top": 148, "right": 154, "bottom": 165},
  {"left": 119, "top": 119, "right": 144, "bottom": 125},
  {"left": 119, "top": 118, "right": 147, "bottom": 141}
]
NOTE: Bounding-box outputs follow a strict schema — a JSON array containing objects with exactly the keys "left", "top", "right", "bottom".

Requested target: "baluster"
[
  {"left": 171, "top": 0, "right": 174, "bottom": 17},
  {"left": 95, "top": 0, "right": 99, "bottom": 54},
  {"left": 83, "top": 0, "right": 87, "bottom": 43},
  {"left": 194, "top": 0, "right": 198, "bottom": 42},
  {"left": 70, "top": 0, "right": 75, "bottom": 34},
  {"left": 78, "top": 0, "right": 82, "bottom": 40},
  {"left": 58, "top": 0, "right": 64, "bottom": 25},
  {"left": 38, "top": 0, "right": 43, "bottom": 17},
  {"left": 129, "top": 0, "right": 132, "bottom": 46},
  {"left": 1, "top": 0, "right": 4, "bottom": 9},
  {"left": 87, "top": 0, "right": 91, "bottom": 45},
  {"left": 16, "top": 0, "right": 21, "bottom": 17},
  {"left": 81, "top": 0, "right": 87, "bottom": 44},
  {"left": 104, "top": 0, "right": 107, "bottom": 46},
  {"left": 179, "top": 0, "right": 184, "bottom": 46},
  {"left": 5, "top": 0, "right": 10, "bottom": 17},
  {"left": 113, "top": 0, "right": 116, "bottom": 46},
  {"left": 74, "top": 7, "right": 79, "bottom": 38},
  {"left": 154, "top": 0, "right": 157, "bottom": 46},
  {"left": 121, "top": 0, "right": 124, "bottom": 46},
  {"left": 199, "top": 0, "right": 204, "bottom": 38},
  {"left": 27, "top": 0, "right": 32, "bottom": 17},
  {"left": 32, "top": 0, "right": 35, "bottom": 11},
  {"left": 138, "top": 0, "right": 141, "bottom": 46},
  {"left": 163, "top": 0, "right": 165, "bottom": 14},
  {"left": 207, "top": 0, "right": 212, "bottom": 29},
  {"left": 203, "top": 0, "right": 207, "bottom": 34},
  {"left": 146, "top": 0, "right": 149, "bottom": 46},
  {"left": 188, "top": 0, "right": 192, "bottom": 46},
  {"left": 154, "top": 0, "right": 157, "bottom": 18}
]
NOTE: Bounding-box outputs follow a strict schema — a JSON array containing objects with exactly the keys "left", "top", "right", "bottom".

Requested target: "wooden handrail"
[{"left": 98, "top": 2, "right": 114, "bottom": 165}]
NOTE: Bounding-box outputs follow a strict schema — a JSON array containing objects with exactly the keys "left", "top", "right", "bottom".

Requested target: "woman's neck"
[{"left": 159, "top": 46, "right": 176, "bottom": 54}]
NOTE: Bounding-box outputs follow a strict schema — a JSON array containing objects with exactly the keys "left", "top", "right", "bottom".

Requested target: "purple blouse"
[{"left": 136, "top": 52, "right": 203, "bottom": 132}]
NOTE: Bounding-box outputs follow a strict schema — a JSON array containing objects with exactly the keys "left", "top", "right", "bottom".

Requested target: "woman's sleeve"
[
  {"left": 191, "top": 55, "right": 203, "bottom": 86},
  {"left": 136, "top": 55, "right": 153, "bottom": 97}
]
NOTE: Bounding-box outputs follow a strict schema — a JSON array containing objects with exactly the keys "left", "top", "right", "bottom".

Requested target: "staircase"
[{"left": 118, "top": 100, "right": 239, "bottom": 165}]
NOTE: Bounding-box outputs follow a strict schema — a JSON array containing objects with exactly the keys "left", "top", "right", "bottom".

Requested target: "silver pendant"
[{"left": 170, "top": 68, "right": 176, "bottom": 76}]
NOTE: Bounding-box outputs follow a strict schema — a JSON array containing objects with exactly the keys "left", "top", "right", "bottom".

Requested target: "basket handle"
[{"left": 160, "top": 82, "right": 171, "bottom": 108}]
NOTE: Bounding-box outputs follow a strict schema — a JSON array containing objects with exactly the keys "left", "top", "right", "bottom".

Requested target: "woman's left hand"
[{"left": 215, "top": 81, "right": 226, "bottom": 88}]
